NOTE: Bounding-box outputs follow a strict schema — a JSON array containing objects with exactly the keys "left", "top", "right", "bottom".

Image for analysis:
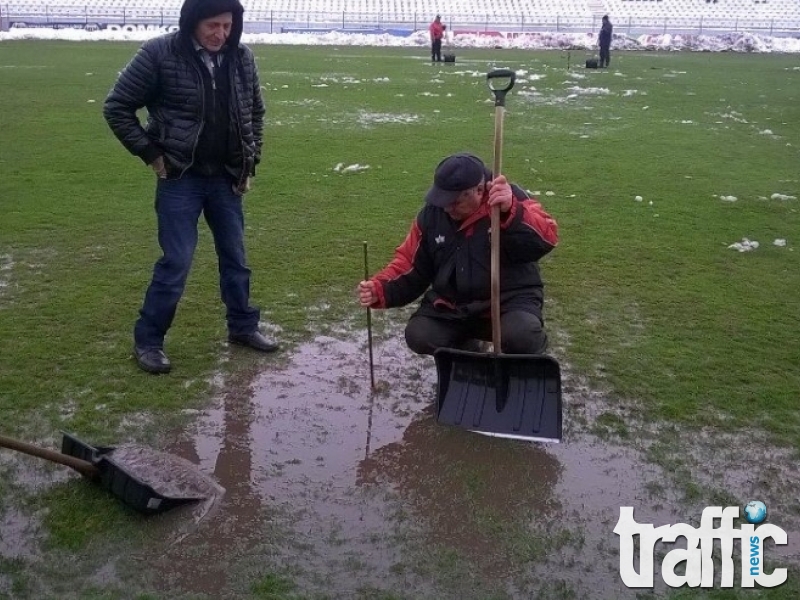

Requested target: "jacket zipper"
[
  {"left": 211, "top": 58, "right": 217, "bottom": 123},
  {"left": 180, "top": 58, "right": 205, "bottom": 178},
  {"left": 230, "top": 57, "right": 248, "bottom": 188}
]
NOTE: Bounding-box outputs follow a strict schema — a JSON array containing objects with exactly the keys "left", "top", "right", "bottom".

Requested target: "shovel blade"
[
  {"left": 61, "top": 432, "right": 204, "bottom": 514},
  {"left": 433, "top": 349, "right": 562, "bottom": 443}
]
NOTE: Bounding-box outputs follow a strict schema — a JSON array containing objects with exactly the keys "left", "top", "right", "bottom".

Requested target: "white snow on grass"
[
  {"left": 357, "top": 111, "right": 420, "bottom": 126},
  {"left": 718, "top": 195, "right": 738, "bottom": 202},
  {"left": 277, "top": 98, "right": 322, "bottom": 107},
  {"left": 771, "top": 193, "right": 797, "bottom": 201},
  {"left": 774, "top": 239, "right": 788, "bottom": 247},
  {"left": 564, "top": 85, "right": 611, "bottom": 96},
  {"left": 715, "top": 111, "right": 749, "bottom": 124},
  {"left": 728, "top": 238, "right": 760, "bottom": 252},
  {"left": 0, "top": 255, "right": 14, "bottom": 297},
  {"left": 333, "top": 162, "right": 370, "bottom": 174}
]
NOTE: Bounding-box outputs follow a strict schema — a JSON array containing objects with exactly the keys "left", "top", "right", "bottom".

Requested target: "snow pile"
[
  {"left": 728, "top": 238, "right": 760, "bottom": 252},
  {"left": 334, "top": 163, "right": 370, "bottom": 174},
  {"left": 2, "top": 27, "right": 800, "bottom": 53}
]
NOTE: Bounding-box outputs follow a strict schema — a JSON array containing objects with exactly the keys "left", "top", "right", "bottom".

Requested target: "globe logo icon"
[{"left": 744, "top": 500, "right": 767, "bottom": 524}]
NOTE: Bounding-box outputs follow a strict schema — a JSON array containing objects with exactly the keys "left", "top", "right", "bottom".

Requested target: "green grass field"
[{"left": 0, "top": 41, "right": 799, "bottom": 598}]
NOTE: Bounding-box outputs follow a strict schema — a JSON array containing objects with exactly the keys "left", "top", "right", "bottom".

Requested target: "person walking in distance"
[
  {"left": 598, "top": 15, "right": 613, "bottom": 68},
  {"left": 429, "top": 15, "right": 444, "bottom": 63},
  {"left": 104, "top": 0, "right": 280, "bottom": 374}
]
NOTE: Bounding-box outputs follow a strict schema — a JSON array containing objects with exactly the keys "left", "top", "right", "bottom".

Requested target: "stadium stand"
[{"left": 1, "top": 0, "right": 799, "bottom": 34}]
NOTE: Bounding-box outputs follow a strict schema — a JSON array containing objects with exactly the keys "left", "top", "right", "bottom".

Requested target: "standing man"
[
  {"left": 358, "top": 153, "right": 558, "bottom": 356},
  {"left": 104, "top": 0, "right": 279, "bottom": 374},
  {"left": 429, "top": 15, "right": 444, "bottom": 63},
  {"left": 598, "top": 15, "right": 613, "bottom": 68}
]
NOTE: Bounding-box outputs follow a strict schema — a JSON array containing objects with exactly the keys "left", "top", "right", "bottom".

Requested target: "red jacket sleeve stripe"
[
  {"left": 520, "top": 199, "right": 559, "bottom": 247},
  {"left": 372, "top": 220, "right": 424, "bottom": 308}
]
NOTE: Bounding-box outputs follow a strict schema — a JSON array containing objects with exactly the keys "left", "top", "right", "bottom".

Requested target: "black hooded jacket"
[{"left": 103, "top": 0, "right": 264, "bottom": 184}]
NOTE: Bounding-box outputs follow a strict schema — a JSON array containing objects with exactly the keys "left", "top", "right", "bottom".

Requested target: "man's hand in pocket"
[
  {"left": 150, "top": 156, "right": 167, "bottom": 179},
  {"left": 233, "top": 177, "right": 251, "bottom": 196}
]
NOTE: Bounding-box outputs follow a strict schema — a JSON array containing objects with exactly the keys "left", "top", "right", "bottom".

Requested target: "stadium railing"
[{"left": 1, "top": 5, "right": 799, "bottom": 36}]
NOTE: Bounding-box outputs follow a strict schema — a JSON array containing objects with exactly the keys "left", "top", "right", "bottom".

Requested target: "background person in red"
[
  {"left": 358, "top": 153, "right": 558, "bottom": 356},
  {"left": 429, "top": 15, "right": 444, "bottom": 63}
]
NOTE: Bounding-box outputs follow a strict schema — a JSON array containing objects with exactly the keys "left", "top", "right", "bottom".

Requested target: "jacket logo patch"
[{"left": 435, "top": 235, "right": 445, "bottom": 245}]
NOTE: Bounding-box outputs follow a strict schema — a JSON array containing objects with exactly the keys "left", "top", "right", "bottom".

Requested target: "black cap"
[{"left": 424, "top": 154, "right": 490, "bottom": 208}]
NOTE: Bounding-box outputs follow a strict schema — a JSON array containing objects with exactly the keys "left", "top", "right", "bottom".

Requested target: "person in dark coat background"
[
  {"left": 598, "top": 15, "right": 613, "bottom": 68},
  {"left": 104, "top": 0, "right": 279, "bottom": 374}
]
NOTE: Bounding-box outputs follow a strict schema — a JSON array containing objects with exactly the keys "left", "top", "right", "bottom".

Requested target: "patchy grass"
[{"left": 0, "top": 41, "right": 799, "bottom": 598}]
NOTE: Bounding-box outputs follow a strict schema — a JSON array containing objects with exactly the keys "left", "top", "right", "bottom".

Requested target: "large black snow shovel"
[
  {"left": 434, "top": 69, "right": 563, "bottom": 443},
  {"left": 0, "top": 432, "right": 207, "bottom": 514}
]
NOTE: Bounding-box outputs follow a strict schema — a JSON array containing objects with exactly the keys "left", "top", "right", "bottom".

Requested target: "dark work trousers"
[
  {"left": 599, "top": 44, "right": 611, "bottom": 67},
  {"left": 134, "top": 173, "right": 260, "bottom": 349},
  {"left": 405, "top": 311, "right": 548, "bottom": 355},
  {"left": 431, "top": 38, "right": 442, "bottom": 62}
]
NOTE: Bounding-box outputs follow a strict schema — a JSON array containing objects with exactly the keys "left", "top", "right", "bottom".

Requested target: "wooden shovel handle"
[
  {"left": 0, "top": 434, "right": 99, "bottom": 478},
  {"left": 490, "top": 105, "right": 505, "bottom": 355}
]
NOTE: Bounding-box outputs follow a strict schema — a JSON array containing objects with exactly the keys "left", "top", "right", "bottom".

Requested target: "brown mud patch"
[
  {"left": 2, "top": 323, "right": 799, "bottom": 598},
  {"left": 124, "top": 326, "right": 800, "bottom": 599}
]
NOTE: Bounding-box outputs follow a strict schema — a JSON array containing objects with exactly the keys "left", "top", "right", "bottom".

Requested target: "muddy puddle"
[{"left": 115, "top": 321, "right": 799, "bottom": 599}]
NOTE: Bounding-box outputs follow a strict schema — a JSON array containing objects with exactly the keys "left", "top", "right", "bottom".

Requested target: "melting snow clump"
[
  {"left": 728, "top": 238, "right": 759, "bottom": 252},
  {"left": 340, "top": 163, "right": 370, "bottom": 174}
]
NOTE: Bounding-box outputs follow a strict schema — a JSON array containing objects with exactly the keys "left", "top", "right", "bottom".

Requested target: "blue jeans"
[{"left": 134, "top": 173, "right": 260, "bottom": 349}]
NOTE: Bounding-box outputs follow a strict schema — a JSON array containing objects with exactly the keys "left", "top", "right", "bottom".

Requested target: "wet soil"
[
  {"left": 2, "top": 319, "right": 799, "bottom": 599},
  {"left": 139, "top": 323, "right": 800, "bottom": 598}
]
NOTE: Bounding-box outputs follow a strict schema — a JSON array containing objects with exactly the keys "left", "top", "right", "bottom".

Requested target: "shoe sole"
[
  {"left": 136, "top": 359, "right": 171, "bottom": 374},
  {"left": 227, "top": 338, "right": 279, "bottom": 353},
  {"left": 134, "top": 351, "right": 171, "bottom": 374}
]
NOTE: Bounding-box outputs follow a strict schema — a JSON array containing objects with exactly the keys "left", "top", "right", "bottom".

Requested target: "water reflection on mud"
[{"left": 133, "top": 327, "right": 799, "bottom": 599}]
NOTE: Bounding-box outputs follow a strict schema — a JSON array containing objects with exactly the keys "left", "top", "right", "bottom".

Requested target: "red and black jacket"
[{"left": 370, "top": 185, "right": 558, "bottom": 321}]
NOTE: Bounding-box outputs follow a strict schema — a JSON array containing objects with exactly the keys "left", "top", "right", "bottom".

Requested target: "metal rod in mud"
[{"left": 363, "top": 241, "right": 376, "bottom": 390}]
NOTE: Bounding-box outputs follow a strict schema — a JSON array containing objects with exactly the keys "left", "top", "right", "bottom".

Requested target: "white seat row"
[
  {"left": 5, "top": 0, "right": 798, "bottom": 26},
  {"left": 602, "top": 0, "right": 800, "bottom": 20}
]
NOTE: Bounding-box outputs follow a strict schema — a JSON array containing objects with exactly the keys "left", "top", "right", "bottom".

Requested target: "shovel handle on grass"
[{"left": 0, "top": 434, "right": 99, "bottom": 479}]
